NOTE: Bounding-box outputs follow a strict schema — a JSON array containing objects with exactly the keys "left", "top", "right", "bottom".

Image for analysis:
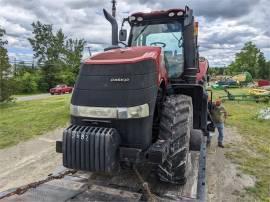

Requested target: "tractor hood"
[
  {"left": 72, "top": 45, "right": 160, "bottom": 109},
  {"left": 84, "top": 46, "right": 161, "bottom": 65}
]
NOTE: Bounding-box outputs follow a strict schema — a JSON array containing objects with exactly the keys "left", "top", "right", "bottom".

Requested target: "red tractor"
[{"left": 57, "top": 6, "right": 213, "bottom": 185}]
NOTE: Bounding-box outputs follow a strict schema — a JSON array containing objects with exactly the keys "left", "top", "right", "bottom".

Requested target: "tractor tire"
[{"left": 157, "top": 94, "right": 193, "bottom": 185}]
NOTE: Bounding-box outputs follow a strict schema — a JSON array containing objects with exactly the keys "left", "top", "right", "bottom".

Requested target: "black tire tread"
[{"left": 157, "top": 94, "right": 193, "bottom": 184}]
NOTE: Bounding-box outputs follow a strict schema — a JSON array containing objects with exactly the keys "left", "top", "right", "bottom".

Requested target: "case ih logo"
[{"left": 110, "top": 78, "right": 130, "bottom": 82}]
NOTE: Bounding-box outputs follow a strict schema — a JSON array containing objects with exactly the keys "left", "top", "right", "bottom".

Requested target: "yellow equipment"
[{"left": 249, "top": 88, "right": 270, "bottom": 96}]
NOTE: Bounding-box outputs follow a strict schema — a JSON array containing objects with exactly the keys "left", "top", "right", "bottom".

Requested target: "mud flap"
[
  {"left": 62, "top": 125, "right": 120, "bottom": 172},
  {"left": 190, "top": 129, "right": 203, "bottom": 151}
]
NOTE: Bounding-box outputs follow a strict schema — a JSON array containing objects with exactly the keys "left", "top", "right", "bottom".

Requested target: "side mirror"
[{"left": 119, "top": 29, "right": 127, "bottom": 41}]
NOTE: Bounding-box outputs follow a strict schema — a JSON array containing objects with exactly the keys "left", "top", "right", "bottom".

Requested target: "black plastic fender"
[{"left": 190, "top": 129, "right": 203, "bottom": 151}]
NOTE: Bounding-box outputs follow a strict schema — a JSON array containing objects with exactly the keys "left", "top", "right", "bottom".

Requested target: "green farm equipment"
[{"left": 220, "top": 88, "right": 270, "bottom": 103}]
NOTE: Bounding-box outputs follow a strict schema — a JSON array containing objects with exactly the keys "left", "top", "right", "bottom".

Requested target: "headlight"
[
  {"left": 137, "top": 16, "right": 143, "bottom": 22},
  {"left": 129, "top": 16, "right": 136, "bottom": 21},
  {"left": 177, "top": 11, "right": 184, "bottom": 16},
  {"left": 70, "top": 104, "right": 149, "bottom": 119},
  {"left": 168, "top": 12, "right": 175, "bottom": 17},
  {"left": 118, "top": 104, "right": 149, "bottom": 119},
  {"left": 70, "top": 105, "right": 117, "bottom": 119}
]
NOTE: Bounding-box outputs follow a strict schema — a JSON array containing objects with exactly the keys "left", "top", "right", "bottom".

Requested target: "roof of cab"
[{"left": 131, "top": 8, "right": 185, "bottom": 18}]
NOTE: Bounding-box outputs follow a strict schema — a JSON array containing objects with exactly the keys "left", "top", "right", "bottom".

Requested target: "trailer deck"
[{"left": 0, "top": 144, "right": 206, "bottom": 202}]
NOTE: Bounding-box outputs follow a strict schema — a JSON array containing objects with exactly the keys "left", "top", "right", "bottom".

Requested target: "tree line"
[
  {"left": 209, "top": 42, "right": 270, "bottom": 79},
  {"left": 0, "top": 21, "right": 86, "bottom": 102},
  {"left": 1, "top": 23, "right": 270, "bottom": 102}
]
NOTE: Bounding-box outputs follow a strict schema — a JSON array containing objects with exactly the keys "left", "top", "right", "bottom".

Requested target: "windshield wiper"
[
  {"left": 133, "top": 25, "right": 149, "bottom": 42},
  {"left": 171, "top": 33, "right": 183, "bottom": 48}
]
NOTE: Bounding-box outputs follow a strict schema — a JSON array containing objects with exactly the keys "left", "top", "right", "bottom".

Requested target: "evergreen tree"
[{"left": 0, "top": 28, "right": 14, "bottom": 102}]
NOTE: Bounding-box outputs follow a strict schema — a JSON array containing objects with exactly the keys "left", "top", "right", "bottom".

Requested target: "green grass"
[
  {"left": 0, "top": 95, "right": 71, "bottom": 149},
  {"left": 211, "top": 87, "right": 270, "bottom": 201}
]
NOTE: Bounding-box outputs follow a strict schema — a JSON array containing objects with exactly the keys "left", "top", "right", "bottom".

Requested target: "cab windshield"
[{"left": 130, "top": 22, "right": 184, "bottom": 78}]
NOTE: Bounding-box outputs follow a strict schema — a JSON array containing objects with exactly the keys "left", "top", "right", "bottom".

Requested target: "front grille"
[{"left": 71, "top": 60, "right": 158, "bottom": 108}]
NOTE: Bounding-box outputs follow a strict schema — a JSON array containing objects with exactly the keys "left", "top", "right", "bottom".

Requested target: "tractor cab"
[
  {"left": 118, "top": 7, "right": 198, "bottom": 83},
  {"left": 129, "top": 19, "right": 183, "bottom": 78}
]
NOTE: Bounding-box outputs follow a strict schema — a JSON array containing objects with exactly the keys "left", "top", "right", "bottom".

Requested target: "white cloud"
[{"left": 0, "top": 0, "right": 269, "bottom": 66}]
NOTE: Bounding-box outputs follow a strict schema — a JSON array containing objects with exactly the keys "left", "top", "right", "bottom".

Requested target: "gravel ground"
[
  {"left": 207, "top": 127, "right": 255, "bottom": 202},
  {"left": 15, "top": 94, "right": 52, "bottom": 101},
  {"left": 0, "top": 128, "right": 63, "bottom": 192}
]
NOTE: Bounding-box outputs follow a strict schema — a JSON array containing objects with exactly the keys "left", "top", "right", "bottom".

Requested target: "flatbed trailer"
[{"left": 0, "top": 142, "right": 206, "bottom": 202}]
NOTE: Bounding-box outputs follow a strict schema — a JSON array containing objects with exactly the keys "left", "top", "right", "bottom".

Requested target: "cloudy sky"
[{"left": 0, "top": 0, "right": 269, "bottom": 66}]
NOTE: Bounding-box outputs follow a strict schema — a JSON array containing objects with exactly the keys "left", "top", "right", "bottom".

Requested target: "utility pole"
[
  {"left": 86, "top": 46, "right": 92, "bottom": 56},
  {"left": 32, "top": 57, "right": 35, "bottom": 69},
  {"left": 112, "top": 0, "right": 116, "bottom": 17},
  {"left": 14, "top": 58, "right": 17, "bottom": 75}
]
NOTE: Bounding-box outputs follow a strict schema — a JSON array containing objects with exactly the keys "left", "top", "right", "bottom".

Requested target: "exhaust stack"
[{"left": 103, "top": 9, "right": 118, "bottom": 46}]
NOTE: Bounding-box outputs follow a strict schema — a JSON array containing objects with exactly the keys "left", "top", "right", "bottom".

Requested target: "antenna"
[{"left": 112, "top": 0, "right": 116, "bottom": 17}]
